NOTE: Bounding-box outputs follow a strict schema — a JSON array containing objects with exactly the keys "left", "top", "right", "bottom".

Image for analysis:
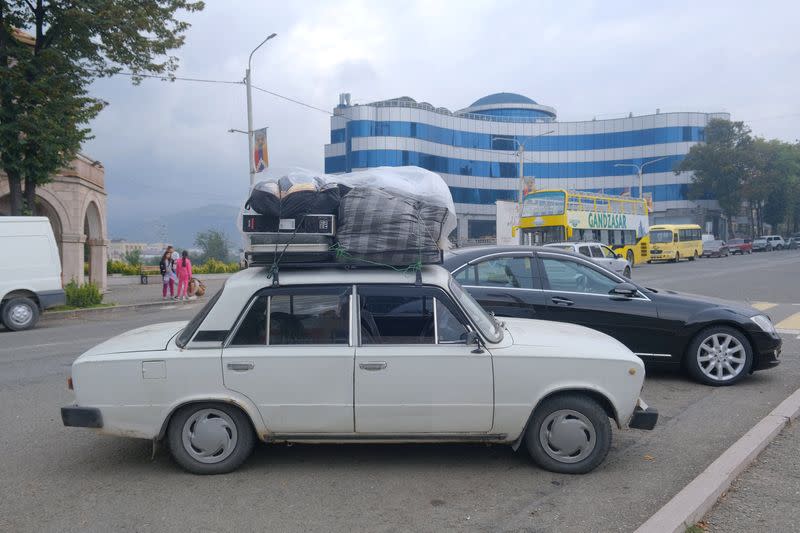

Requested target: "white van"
[{"left": 0, "top": 217, "right": 66, "bottom": 330}]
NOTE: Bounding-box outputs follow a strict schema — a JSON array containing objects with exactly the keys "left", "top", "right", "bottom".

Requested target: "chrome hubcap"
[
  {"left": 9, "top": 303, "right": 33, "bottom": 326},
  {"left": 697, "top": 333, "right": 745, "bottom": 381},
  {"left": 181, "top": 409, "right": 238, "bottom": 464},
  {"left": 539, "top": 409, "right": 596, "bottom": 464}
]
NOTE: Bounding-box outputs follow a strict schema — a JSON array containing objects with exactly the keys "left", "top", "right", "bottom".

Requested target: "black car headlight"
[{"left": 750, "top": 314, "right": 777, "bottom": 334}]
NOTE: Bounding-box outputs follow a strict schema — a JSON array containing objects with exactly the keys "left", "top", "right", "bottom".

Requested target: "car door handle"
[
  {"left": 226, "top": 362, "right": 254, "bottom": 372},
  {"left": 359, "top": 361, "right": 387, "bottom": 371},
  {"left": 551, "top": 296, "right": 574, "bottom": 306}
]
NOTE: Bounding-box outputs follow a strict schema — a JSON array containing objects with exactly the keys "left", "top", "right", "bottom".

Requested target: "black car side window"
[
  {"left": 541, "top": 257, "right": 618, "bottom": 295},
  {"left": 475, "top": 256, "right": 534, "bottom": 289}
]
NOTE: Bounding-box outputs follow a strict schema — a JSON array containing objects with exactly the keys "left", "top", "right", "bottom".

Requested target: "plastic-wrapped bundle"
[
  {"left": 246, "top": 171, "right": 341, "bottom": 218},
  {"left": 335, "top": 187, "right": 450, "bottom": 265},
  {"left": 328, "top": 166, "right": 456, "bottom": 251}
]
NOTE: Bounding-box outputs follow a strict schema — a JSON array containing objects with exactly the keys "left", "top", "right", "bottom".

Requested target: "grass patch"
[{"left": 48, "top": 303, "right": 115, "bottom": 312}]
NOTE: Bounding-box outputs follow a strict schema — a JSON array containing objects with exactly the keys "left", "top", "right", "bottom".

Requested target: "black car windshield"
[
  {"left": 448, "top": 277, "right": 502, "bottom": 343},
  {"left": 649, "top": 230, "right": 673, "bottom": 243}
]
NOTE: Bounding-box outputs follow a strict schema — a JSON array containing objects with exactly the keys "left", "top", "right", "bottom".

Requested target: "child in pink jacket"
[{"left": 175, "top": 251, "right": 193, "bottom": 300}]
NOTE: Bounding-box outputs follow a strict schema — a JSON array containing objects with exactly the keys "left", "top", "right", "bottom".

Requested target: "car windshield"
[
  {"left": 754, "top": 238, "right": 767, "bottom": 244},
  {"left": 175, "top": 286, "right": 224, "bottom": 348},
  {"left": 448, "top": 277, "right": 502, "bottom": 343},
  {"left": 649, "top": 230, "right": 673, "bottom": 243}
]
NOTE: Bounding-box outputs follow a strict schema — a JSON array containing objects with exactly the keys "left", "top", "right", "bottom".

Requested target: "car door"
[
  {"left": 452, "top": 253, "right": 545, "bottom": 319},
  {"left": 589, "top": 244, "right": 615, "bottom": 273},
  {"left": 536, "top": 252, "right": 667, "bottom": 357},
  {"left": 222, "top": 285, "right": 356, "bottom": 434},
  {"left": 354, "top": 285, "right": 493, "bottom": 434}
]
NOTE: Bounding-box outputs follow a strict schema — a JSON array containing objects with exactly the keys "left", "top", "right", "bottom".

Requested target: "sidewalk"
[
  {"left": 103, "top": 275, "right": 231, "bottom": 306},
  {"left": 702, "top": 421, "right": 800, "bottom": 532}
]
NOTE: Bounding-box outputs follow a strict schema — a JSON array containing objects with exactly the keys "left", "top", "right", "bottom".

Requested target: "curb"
[
  {"left": 634, "top": 386, "right": 800, "bottom": 533},
  {"left": 41, "top": 300, "right": 199, "bottom": 322}
]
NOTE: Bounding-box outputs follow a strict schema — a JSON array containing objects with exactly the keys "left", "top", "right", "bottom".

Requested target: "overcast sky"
[{"left": 83, "top": 0, "right": 800, "bottom": 235}]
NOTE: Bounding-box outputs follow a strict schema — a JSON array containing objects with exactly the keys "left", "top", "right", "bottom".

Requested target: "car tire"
[
  {"left": 776, "top": 245, "right": 783, "bottom": 251},
  {"left": 689, "top": 250, "right": 697, "bottom": 261},
  {"left": 623, "top": 265, "right": 631, "bottom": 278},
  {"left": 673, "top": 252, "right": 680, "bottom": 263},
  {"left": 1, "top": 297, "right": 40, "bottom": 331},
  {"left": 525, "top": 394, "right": 612, "bottom": 474},
  {"left": 747, "top": 249, "right": 752, "bottom": 254},
  {"left": 626, "top": 250, "right": 635, "bottom": 267},
  {"left": 685, "top": 326, "right": 753, "bottom": 386},
  {"left": 167, "top": 402, "right": 256, "bottom": 475}
]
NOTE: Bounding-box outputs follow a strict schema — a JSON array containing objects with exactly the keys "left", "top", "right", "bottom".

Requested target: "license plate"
[{"left": 279, "top": 218, "right": 296, "bottom": 230}]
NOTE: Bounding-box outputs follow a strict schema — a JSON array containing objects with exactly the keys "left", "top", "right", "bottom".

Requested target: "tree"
[
  {"left": 0, "top": 1, "right": 204, "bottom": 215},
  {"left": 195, "top": 229, "right": 230, "bottom": 263},
  {"left": 123, "top": 248, "right": 142, "bottom": 266},
  {"left": 676, "top": 119, "right": 754, "bottom": 237}
]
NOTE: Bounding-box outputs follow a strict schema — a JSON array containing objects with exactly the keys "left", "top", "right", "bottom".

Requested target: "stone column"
[
  {"left": 87, "top": 238, "right": 109, "bottom": 291},
  {"left": 60, "top": 233, "right": 86, "bottom": 285}
]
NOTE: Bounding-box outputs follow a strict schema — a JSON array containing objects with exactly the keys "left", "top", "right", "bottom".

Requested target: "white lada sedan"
[{"left": 62, "top": 265, "right": 657, "bottom": 475}]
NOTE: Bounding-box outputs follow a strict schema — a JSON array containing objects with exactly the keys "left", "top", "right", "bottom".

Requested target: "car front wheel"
[
  {"left": 623, "top": 266, "right": 631, "bottom": 278},
  {"left": 525, "top": 394, "right": 612, "bottom": 474},
  {"left": 686, "top": 326, "right": 753, "bottom": 386},
  {"left": 1, "top": 297, "right": 40, "bottom": 331},
  {"left": 167, "top": 402, "right": 256, "bottom": 474}
]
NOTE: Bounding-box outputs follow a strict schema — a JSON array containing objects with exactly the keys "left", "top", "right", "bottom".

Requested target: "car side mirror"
[
  {"left": 466, "top": 331, "right": 485, "bottom": 354},
  {"left": 610, "top": 282, "right": 638, "bottom": 297},
  {"left": 615, "top": 253, "right": 622, "bottom": 259}
]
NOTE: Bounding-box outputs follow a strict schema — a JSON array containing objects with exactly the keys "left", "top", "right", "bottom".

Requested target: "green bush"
[
  {"left": 107, "top": 260, "right": 139, "bottom": 275},
  {"left": 65, "top": 281, "right": 103, "bottom": 308},
  {"left": 192, "top": 259, "right": 241, "bottom": 274}
]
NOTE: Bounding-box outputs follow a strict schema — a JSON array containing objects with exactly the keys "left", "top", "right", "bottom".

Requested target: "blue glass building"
[{"left": 324, "top": 92, "right": 729, "bottom": 242}]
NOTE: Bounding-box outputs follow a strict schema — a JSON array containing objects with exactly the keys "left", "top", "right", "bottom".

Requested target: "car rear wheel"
[
  {"left": 689, "top": 250, "right": 698, "bottom": 261},
  {"left": 167, "top": 402, "right": 255, "bottom": 474},
  {"left": 525, "top": 394, "right": 611, "bottom": 474},
  {"left": 623, "top": 265, "right": 631, "bottom": 278},
  {"left": 1, "top": 297, "right": 40, "bottom": 331},
  {"left": 673, "top": 252, "right": 680, "bottom": 263},
  {"left": 626, "top": 250, "right": 634, "bottom": 267},
  {"left": 686, "top": 326, "right": 753, "bottom": 386}
]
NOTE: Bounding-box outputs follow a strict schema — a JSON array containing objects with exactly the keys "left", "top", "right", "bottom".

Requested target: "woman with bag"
[
  {"left": 160, "top": 247, "right": 177, "bottom": 300},
  {"left": 175, "top": 250, "right": 193, "bottom": 300}
]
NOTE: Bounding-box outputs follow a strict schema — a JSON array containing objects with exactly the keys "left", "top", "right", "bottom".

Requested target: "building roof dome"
[{"left": 469, "top": 92, "right": 538, "bottom": 107}]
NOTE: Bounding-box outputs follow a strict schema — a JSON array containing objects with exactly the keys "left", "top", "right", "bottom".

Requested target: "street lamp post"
[
  {"left": 246, "top": 33, "right": 277, "bottom": 187},
  {"left": 614, "top": 156, "right": 668, "bottom": 199},
  {"left": 491, "top": 130, "right": 554, "bottom": 200}
]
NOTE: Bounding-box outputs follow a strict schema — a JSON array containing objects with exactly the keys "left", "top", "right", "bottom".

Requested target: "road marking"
[
  {"left": 751, "top": 302, "right": 778, "bottom": 311},
  {"left": 775, "top": 312, "right": 800, "bottom": 331}
]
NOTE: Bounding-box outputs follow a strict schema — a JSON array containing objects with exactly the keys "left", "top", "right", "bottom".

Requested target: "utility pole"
[
  {"left": 245, "top": 33, "right": 277, "bottom": 187},
  {"left": 491, "top": 130, "right": 554, "bottom": 202},
  {"left": 614, "top": 156, "right": 668, "bottom": 199}
]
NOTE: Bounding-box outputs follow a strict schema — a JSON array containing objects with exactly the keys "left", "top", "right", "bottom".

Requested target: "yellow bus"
[
  {"left": 515, "top": 189, "right": 650, "bottom": 265},
  {"left": 647, "top": 224, "right": 703, "bottom": 262}
]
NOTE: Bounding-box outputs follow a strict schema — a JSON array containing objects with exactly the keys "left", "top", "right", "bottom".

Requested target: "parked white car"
[
  {"left": 544, "top": 242, "right": 632, "bottom": 278},
  {"left": 0, "top": 217, "right": 66, "bottom": 330},
  {"left": 62, "top": 265, "right": 657, "bottom": 475}
]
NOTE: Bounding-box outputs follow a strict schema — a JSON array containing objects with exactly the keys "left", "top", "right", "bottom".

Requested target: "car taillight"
[{"left": 67, "top": 376, "right": 73, "bottom": 391}]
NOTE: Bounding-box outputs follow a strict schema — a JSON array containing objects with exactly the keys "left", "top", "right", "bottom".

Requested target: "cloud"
[{"left": 81, "top": 0, "right": 800, "bottom": 237}]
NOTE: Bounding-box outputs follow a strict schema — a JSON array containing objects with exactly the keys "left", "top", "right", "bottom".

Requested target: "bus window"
[{"left": 649, "top": 230, "right": 674, "bottom": 243}]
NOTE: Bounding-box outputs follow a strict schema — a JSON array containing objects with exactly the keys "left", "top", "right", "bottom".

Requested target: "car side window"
[
  {"left": 578, "top": 245, "right": 591, "bottom": 257},
  {"left": 601, "top": 246, "right": 617, "bottom": 259},
  {"left": 589, "top": 245, "right": 604, "bottom": 258},
  {"left": 475, "top": 256, "right": 533, "bottom": 289},
  {"left": 453, "top": 265, "right": 475, "bottom": 285},
  {"left": 230, "top": 287, "right": 350, "bottom": 346},
  {"left": 541, "top": 256, "right": 619, "bottom": 295},
  {"left": 435, "top": 299, "right": 468, "bottom": 344},
  {"left": 360, "top": 292, "right": 434, "bottom": 344}
]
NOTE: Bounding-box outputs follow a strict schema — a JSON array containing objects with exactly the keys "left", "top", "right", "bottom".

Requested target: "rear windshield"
[{"left": 175, "top": 286, "right": 224, "bottom": 348}]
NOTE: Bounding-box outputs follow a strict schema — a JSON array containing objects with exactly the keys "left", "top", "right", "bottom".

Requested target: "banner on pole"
[{"left": 253, "top": 127, "right": 269, "bottom": 173}]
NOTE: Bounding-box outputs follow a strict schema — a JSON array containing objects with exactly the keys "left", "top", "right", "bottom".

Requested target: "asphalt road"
[{"left": 1, "top": 252, "right": 799, "bottom": 532}]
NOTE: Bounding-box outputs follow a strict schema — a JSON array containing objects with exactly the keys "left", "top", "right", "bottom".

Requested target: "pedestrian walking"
[
  {"left": 175, "top": 250, "right": 193, "bottom": 300},
  {"left": 160, "top": 246, "right": 177, "bottom": 299}
]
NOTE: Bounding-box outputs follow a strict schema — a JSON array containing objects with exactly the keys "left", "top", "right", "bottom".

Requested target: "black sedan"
[{"left": 444, "top": 246, "right": 782, "bottom": 386}]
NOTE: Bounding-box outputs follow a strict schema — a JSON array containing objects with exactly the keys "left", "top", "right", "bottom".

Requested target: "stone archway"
[
  {"left": 83, "top": 200, "right": 107, "bottom": 289},
  {"left": 0, "top": 154, "right": 107, "bottom": 290}
]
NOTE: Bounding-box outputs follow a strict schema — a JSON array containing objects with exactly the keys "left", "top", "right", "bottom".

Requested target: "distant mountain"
[{"left": 109, "top": 203, "right": 242, "bottom": 249}]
